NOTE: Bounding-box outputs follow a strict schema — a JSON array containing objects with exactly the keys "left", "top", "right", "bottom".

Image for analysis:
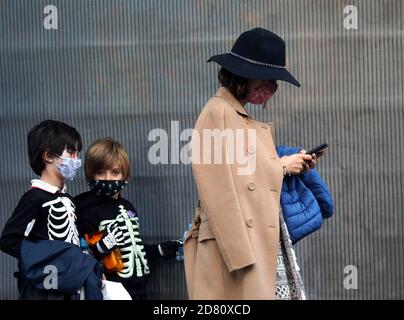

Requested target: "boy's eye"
[{"left": 67, "top": 150, "right": 78, "bottom": 158}]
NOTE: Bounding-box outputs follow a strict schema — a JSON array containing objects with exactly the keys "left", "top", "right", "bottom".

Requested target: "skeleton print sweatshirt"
[
  {"left": 0, "top": 179, "right": 80, "bottom": 259},
  {"left": 75, "top": 191, "right": 161, "bottom": 299}
]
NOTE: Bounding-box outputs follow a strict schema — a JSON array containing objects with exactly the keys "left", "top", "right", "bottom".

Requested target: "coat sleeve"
[
  {"left": 0, "top": 191, "right": 40, "bottom": 259},
  {"left": 191, "top": 103, "right": 256, "bottom": 272}
]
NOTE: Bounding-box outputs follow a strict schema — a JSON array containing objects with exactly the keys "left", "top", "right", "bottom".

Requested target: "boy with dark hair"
[{"left": 0, "top": 120, "right": 102, "bottom": 300}]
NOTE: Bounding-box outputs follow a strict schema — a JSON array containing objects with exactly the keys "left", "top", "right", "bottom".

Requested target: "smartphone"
[{"left": 305, "top": 143, "right": 328, "bottom": 156}]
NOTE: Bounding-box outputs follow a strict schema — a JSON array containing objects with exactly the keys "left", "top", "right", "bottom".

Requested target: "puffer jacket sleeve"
[{"left": 300, "top": 169, "right": 334, "bottom": 219}]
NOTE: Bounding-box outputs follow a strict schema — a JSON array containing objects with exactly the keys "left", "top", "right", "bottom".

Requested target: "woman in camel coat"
[{"left": 184, "top": 28, "right": 317, "bottom": 300}]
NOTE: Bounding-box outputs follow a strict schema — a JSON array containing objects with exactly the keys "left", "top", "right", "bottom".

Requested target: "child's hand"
[
  {"left": 158, "top": 240, "right": 182, "bottom": 258},
  {"left": 96, "top": 223, "right": 125, "bottom": 254}
]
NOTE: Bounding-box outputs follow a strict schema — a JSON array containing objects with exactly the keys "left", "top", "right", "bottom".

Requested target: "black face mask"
[{"left": 88, "top": 180, "right": 128, "bottom": 196}]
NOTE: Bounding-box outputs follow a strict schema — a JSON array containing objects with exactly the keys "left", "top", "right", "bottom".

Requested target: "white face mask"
[{"left": 54, "top": 156, "right": 82, "bottom": 181}]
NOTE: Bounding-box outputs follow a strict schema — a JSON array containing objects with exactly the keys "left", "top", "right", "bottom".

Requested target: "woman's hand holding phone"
[
  {"left": 280, "top": 153, "right": 313, "bottom": 175},
  {"left": 300, "top": 143, "right": 328, "bottom": 172}
]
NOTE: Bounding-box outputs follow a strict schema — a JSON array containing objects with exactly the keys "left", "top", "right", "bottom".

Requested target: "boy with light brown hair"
[{"left": 75, "top": 137, "right": 181, "bottom": 300}]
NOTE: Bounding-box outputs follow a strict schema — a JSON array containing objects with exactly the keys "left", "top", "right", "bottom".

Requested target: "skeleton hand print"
[
  {"left": 99, "top": 205, "right": 150, "bottom": 278},
  {"left": 43, "top": 196, "right": 80, "bottom": 246},
  {"left": 102, "top": 223, "right": 125, "bottom": 250}
]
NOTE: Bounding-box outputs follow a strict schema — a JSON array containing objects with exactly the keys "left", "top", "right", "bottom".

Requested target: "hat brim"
[{"left": 208, "top": 53, "right": 301, "bottom": 87}]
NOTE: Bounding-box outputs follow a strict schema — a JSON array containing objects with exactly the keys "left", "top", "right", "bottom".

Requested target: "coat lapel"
[{"left": 214, "top": 87, "right": 252, "bottom": 118}]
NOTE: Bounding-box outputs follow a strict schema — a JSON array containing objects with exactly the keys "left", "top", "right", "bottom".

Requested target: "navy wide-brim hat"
[{"left": 208, "top": 27, "right": 301, "bottom": 87}]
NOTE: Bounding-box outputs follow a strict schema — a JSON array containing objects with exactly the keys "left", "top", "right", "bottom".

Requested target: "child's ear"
[{"left": 43, "top": 150, "right": 55, "bottom": 163}]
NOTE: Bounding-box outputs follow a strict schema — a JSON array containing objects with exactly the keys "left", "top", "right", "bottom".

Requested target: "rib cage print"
[
  {"left": 99, "top": 205, "right": 150, "bottom": 278},
  {"left": 42, "top": 196, "right": 80, "bottom": 246}
]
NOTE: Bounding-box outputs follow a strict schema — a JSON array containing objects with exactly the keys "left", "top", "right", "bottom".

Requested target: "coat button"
[
  {"left": 247, "top": 145, "right": 256, "bottom": 154},
  {"left": 246, "top": 219, "right": 254, "bottom": 228},
  {"left": 248, "top": 182, "right": 255, "bottom": 191}
]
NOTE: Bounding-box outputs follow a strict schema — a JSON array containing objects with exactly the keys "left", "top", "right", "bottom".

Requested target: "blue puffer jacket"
[
  {"left": 276, "top": 146, "right": 334, "bottom": 244},
  {"left": 20, "top": 239, "right": 103, "bottom": 300}
]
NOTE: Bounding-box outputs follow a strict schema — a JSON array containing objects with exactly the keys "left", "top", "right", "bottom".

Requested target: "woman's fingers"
[
  {"left": 301, "top": 153, "right": 313, "bottom": 162},
  {"left": 301, "top": 163, "right": 310, "bottom": 173},
  {"left": 308, "top": 154, "right": 317, "bottom": 169},
  {"left": 283, "top": 150, "right": 324, "bottom": 176},
  {"left": 283, "top": 152, "right": 320, "bottom": 175},
  {"left": 294, "top": 153, "right": 312, "bottom": 173}
]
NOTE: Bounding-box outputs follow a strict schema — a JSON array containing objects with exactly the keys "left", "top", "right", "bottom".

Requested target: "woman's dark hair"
[
  {"left": 27, "top": 120, "right": 82, "bottom": 176},
  {"left": 218, "top": 67, "right": 249, "bottom": 100}
]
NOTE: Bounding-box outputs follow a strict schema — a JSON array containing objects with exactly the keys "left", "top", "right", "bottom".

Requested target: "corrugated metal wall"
[{"left": 0, "top": 0, "right": 403, "bottom": 299}]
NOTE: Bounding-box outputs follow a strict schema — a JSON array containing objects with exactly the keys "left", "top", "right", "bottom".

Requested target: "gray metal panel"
[{"left": 0, "top": 0, "right": 403, "bottom": 299}]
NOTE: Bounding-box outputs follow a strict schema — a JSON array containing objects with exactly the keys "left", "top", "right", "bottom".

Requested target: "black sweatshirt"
[
  {"left": 0, "top": 187, "right": 80, "bottom": 259},
  {"left": 0, "top": 181, "right": 81, "bottom": 300},
  {"left": 74, "top": 191, "right": 160, "bottom": 299}
]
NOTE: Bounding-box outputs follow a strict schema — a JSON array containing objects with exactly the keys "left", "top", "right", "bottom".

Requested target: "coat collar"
[
  {"left": 31, "top": 179, "right": 66, "bottom": 194},
  {"left": 214, "top": 87, "right": 251, "bottom": 118}
]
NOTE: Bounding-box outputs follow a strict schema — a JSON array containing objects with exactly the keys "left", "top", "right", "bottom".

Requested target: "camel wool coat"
[{"left": 184, "top": 87, "right": 284, "bottom": 299}]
